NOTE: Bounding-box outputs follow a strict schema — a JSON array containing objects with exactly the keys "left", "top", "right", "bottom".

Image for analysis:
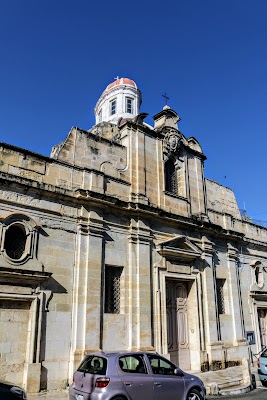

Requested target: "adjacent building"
[{"left": 0, "top": 77, "right": 267, "bottom": 392}]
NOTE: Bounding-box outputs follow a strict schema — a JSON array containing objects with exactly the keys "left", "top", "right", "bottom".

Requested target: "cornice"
[
  {"left": 0, "top": 173, "right": 266, "bottom": 247},
  {"left": 0, "top": 266, "right": 52, "bottom": 285}
]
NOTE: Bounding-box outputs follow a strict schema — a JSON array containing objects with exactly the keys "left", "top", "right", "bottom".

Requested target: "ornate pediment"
[{"left": 156, "top": 235, "right": 202, "bottom": 261}]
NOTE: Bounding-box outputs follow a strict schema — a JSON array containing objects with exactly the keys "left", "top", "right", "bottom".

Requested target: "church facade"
[{"left": 0, "top": 77, "right": 267, "bottom": 392}]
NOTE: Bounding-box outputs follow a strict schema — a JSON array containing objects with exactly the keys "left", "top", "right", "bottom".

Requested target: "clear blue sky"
[{"left": 1, "top": 1, "right": 267, "bottom": 220}]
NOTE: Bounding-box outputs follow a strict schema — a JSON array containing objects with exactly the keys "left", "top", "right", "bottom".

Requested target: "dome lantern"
[{"left": 94, "top": 77, "right": 141, "bottom": 125}]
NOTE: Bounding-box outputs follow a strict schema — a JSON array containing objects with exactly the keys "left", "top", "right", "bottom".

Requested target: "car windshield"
[
  {"left": 261, "top": 348, "right": 267, "bottom": 358},
  {"left": 77, "top": 356, "right": 107, "bottom": 375}
]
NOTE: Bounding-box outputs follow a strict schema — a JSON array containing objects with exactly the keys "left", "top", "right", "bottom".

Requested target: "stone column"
[{"left": 128, "top": 218, "right": 153, "bottom": 351}]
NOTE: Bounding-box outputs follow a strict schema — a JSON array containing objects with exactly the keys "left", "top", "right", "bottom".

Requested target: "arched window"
[{"left": 165, "top": 159, "right": 178, "bottom": 195}]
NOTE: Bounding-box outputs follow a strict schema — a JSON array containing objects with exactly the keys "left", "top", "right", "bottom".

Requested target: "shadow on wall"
[
  {"left": 41, "top": 277, "right": 68, "bottom": 293},
  {"left": 39, "top": 278, "right": 68, "bottom": 390},
  {"left": 40, "top": 366, "right": 48, "bottom": 391}
]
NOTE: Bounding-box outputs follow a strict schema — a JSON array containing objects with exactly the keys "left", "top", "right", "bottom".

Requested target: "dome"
[
  {"left": 94, "top": 77, "right": 141, "bottom": 125},
  {"left": 104, "top": 77, "right": 138, "bottom": 92}
]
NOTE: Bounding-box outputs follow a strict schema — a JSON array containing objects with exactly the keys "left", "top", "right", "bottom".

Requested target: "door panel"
[{"left": 166, "top": 280, "right": 190, "bottom": 369}]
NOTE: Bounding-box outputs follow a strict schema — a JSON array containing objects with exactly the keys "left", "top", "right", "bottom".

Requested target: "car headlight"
[{"left": 10, "top": 386, "right": 27, "bottom": 399}]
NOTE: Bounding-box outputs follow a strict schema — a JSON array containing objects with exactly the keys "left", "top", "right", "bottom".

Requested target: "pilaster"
[
  {"left": 201, "top": 237, "right": 220, "bottom": 351},
  {"left": 227, "top": 242, "right": 245, "bottom": 344},
  {"left": 128, "top": 218, "right": 153, "bottom": 351},
  {"left": 72, "top": 209, "right": 104, "bottom": 369}
]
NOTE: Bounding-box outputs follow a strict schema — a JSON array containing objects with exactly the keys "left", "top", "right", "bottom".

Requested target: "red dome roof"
[{"left": 104, "top": 77, "right": 137, "bottom": 92}]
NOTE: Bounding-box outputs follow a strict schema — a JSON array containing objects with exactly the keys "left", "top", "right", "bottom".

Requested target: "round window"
[{"left": 4, "top": 224, "right": 27, "bottom": 260}]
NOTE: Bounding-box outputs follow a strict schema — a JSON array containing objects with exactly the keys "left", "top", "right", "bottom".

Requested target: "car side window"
[
  {"left": 118, "top": 355, "right": 147, "bottom": 374},
  {"left": 261, "top": 349, "right": 267, "bottom": 358},
  {"left": 147, "top": 355, "right": 176, "bottom": 375},
  {"left": 77, "top": 356, "right": 107, "bottom": 375}
]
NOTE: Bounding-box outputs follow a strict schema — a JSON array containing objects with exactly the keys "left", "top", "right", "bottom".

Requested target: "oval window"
[{"left": 4, "top": 224, "right": 27, "bottom": 260}]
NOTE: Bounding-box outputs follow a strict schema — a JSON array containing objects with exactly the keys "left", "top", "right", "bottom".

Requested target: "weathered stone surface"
[{"left": 0, "top": 79, "right": 267, "bottom": 394}]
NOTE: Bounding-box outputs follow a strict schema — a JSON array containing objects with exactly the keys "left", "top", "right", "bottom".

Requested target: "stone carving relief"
[
  {"left": 163, "top": 129, "right": 182, "bottom": 159},
  {"left": 90, "top": 122, "right": 121, "bottom": 143},
  {"left": 0, "top": 189, "right": 41, "bottom": 207},
  {"left": 251, "top": 261, "right": 267, "bottom": 289}
]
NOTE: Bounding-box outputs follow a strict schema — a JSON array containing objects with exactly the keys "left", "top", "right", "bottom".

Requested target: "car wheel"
[
  {"left": 187, "top": 388, "right": 204, "bottom": 400},
  {"left": 262, "top": 381, "right": 267, "bottom": 387}
]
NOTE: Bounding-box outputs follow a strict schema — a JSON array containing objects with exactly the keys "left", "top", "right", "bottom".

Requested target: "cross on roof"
[
  {"left": 114, "top": 76, "right": 120, "bottom": 80},
  {"left": 162, "top": 92, "right": 170, "bottom": 105}
]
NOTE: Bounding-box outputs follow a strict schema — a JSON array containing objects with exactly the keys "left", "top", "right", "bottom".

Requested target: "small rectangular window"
[
  {"left": 110, "top": 99, "right": 116, "bottom": 115},
  {"left": 126, "top": 97, "right": 133, "bottom": 114},
  {"left": 105, "top": 266, "right": 123, "bottom": 313},
  {"left": 216, "top": 279, "right": 226, "bottom": 314}
]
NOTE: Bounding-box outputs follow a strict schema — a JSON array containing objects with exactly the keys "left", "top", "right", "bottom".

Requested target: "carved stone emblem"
[{"left": 163, "top": 129, "right": 181, "bottom": 157}]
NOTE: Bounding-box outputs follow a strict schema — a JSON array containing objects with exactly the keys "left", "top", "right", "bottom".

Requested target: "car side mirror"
[{"left": 174, "top": 368, "right": 184, "bottom": 377}]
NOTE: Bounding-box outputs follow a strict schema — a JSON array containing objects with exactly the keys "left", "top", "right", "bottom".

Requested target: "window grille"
[
  {"left": 105, "top": 266, "right": 122, "bottom": 313},
  {"left": 165, "top": 159, "right": 178, "bottom": 194},
  {"left": 4, "top": 224, "right": 27, "bottom": 260},
  {"left": 216, "top": 279, "right": 225, "bottom": 314}
]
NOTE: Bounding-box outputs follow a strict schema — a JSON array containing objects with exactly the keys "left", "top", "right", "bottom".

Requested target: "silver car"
[
  {"left": 69, "top": 351, "right": 206, "bottom": 400},
  {"left": 257, "top": 347, "right": 267, "bottom": 386}
]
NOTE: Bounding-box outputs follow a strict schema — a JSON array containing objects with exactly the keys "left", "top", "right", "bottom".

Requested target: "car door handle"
[
  {"left": 124, "top": 382, "right": 132, "bottom": 386},
  {"left": 154, "top": 382, "right": 162, "bottom": 387}
]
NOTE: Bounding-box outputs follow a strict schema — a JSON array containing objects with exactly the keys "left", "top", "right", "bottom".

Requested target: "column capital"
[
  {"left": 227, "top": 242, "right": 239, "bottom": 261},
  {"left": 201, "top": 237, "right": 215, "bottom": 256}
]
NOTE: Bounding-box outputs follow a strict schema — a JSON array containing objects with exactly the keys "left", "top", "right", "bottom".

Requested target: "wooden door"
[{"left": 166, "top": 280, "right": 190, "bottom": 370}]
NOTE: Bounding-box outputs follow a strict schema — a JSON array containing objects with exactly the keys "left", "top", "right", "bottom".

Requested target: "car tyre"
[
  {"left": 187, "top": 388, "right": 204, "bottom": 400},
  {"left": 262, "top": 381, "right": 267, "bottom": 387}
]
